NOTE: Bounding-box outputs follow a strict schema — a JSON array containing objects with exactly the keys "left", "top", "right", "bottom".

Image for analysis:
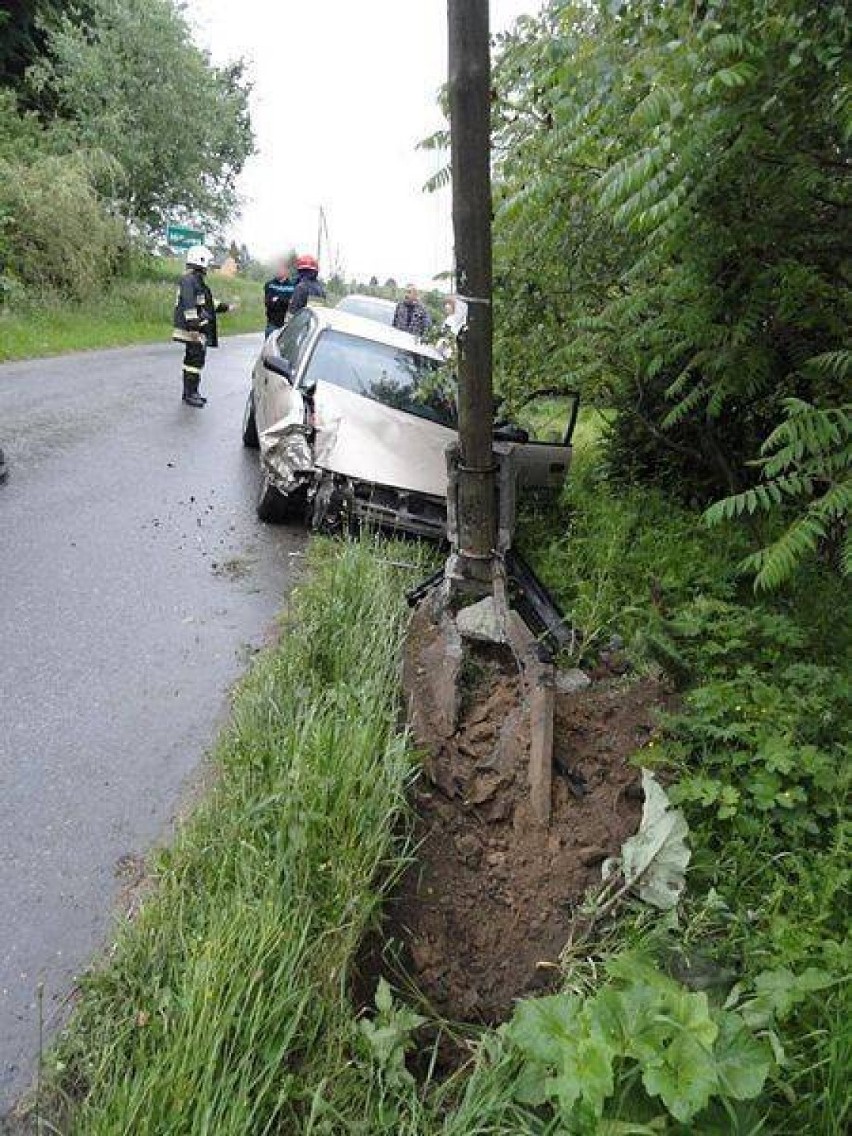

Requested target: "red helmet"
[{"left": 296, "top": 254, "right": 318, "bottom": 272}]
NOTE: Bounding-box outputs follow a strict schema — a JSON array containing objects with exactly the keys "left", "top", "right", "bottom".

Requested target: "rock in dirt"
[
  {"left": 456, "top": 596, "right": 506, "bottom": 644},
  {"left": 466, "top": 772, "right": 504, "bottom": 806},
  {"left": 455, "top": 833, "right": 483, "bottom": 867},
  {"left": 556, "top": 667, "right": 591, "bottom": 695}
]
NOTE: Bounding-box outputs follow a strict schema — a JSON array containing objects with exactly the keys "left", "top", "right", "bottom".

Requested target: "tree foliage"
[
  {"left": 27, "top": 0, "right": 253, "bottom": 229},
  {"left": 0, "top": 0, "right": 82, "bottom": 90},
  {"left": 0, "top": 148, "right": 125, "bottom": 299},
  {"left": 0, "top": 0, "right": 254, "bottom": 304},
  {"left": 706, "top": 391, "right": 852, "bottom": 587},
  {"left": 477, "top": 0, "right": 850, "bottom": 583}
]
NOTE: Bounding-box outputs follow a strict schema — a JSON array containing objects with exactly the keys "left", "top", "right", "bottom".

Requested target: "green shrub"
[{"left": 0, "top": 151, "right": 125, "bottom": 301}]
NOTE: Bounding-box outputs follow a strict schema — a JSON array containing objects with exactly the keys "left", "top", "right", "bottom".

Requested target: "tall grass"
[
  {"left": 0, "top": 258, "right": 266, "bottom": 361},
  {"left": 45, "top": 537, "right": 423, "bottom": 1134}
]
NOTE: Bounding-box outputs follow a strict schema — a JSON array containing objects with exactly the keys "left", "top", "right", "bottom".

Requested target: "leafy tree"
[
  {"left": 0, "top": 1, "right": 69, "bottom": 90},
  {"left": 706, "top": 393, "right": 851, "bottom": 588},
  {"left": 28, "top": 0, "right": 254, "bottom": 229},
  {"left": 478, "top": 0, "right": 850, "bottom": 583}
]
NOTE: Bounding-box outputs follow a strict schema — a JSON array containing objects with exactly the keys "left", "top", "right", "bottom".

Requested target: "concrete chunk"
[
  {"left": 456, "top": 596, "right": 506, "bottom": 644},
  {"left": 555, "top": 668, "right": 591, "bottom": 695}
]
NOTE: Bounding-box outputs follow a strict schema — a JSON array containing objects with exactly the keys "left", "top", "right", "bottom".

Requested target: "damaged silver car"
[{"left": 242, "top": 306, "right": 578, "bottom": 538}]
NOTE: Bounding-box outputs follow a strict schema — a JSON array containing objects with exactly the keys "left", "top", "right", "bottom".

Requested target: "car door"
[
  {"left": 255, "top": 310, "right": 315, "bottom": 433},
  {"left": 507, "top": 389, "right": 580, "bottom": 491}
]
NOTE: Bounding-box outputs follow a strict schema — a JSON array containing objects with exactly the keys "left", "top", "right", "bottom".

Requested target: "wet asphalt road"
[{"left": 0, "top": 335, "right": 305, "bottom": 1110}]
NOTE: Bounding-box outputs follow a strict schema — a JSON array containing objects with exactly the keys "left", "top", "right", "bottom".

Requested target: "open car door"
[{"left": 497, "top": 388, "right": 580, "bottom": 491}]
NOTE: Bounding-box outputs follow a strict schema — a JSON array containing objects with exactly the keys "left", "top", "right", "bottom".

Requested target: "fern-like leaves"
[{"left": 706, "top": 385, "right": 852, "bottom": 589}]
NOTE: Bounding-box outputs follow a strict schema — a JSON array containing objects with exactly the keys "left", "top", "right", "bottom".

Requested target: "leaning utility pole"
[
  {"left": 447, "top": 0, "right": 496, "bottom": 587},
  {"left": 402, "top": 3, "right": 560, "bottom": 830}
]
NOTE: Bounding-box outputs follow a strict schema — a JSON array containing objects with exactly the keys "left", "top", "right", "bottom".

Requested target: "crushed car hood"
[{"left": 312, "top": 384, "right": 454, "bottom": 498}]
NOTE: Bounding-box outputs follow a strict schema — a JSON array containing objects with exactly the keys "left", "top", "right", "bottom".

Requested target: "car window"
[
  {"left": 276, "top": 310, "right": 314, "bottom": 367},
  {"left": 304, "top": 330, "right": 457, "bottom": 428}
]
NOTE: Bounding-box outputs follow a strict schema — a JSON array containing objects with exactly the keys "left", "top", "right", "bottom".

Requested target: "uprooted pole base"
[{"left": 404, "top": 444, "right": 576, "bottom": 826}]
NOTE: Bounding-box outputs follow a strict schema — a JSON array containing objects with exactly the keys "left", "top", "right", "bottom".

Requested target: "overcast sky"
[{"left": 190, "top": 1, "right": 536, "bottom": 287}]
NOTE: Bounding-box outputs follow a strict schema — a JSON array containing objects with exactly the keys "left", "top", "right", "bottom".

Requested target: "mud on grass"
[{"left": 359, "top": 635, "right": 673, "bottom": 1026}]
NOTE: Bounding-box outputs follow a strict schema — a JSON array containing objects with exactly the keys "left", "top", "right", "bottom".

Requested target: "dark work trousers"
[{"left": 182, "top": 339, "right": 207, "bottom": 397}]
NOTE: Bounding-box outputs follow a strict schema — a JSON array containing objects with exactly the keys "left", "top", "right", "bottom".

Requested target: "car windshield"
[
  {"left": 304, "top": 330, "right": 457, "bottom": 428},
  {"left": 337, "top": 297, "right": 395, "bottom": 326}
]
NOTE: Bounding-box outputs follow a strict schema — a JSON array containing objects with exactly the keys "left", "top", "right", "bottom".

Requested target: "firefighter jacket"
[{"left": 172, "top": 269, "right": 229, "bottom": 347}]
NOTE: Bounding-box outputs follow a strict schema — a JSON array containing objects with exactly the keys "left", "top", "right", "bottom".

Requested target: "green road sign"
[{"left": 166, "top": 223, "right": 205, "bottom": 250}]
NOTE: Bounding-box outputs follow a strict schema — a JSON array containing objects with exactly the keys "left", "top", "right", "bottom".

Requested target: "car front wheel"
[
  {"left": 256, "top": 473, "right": 287, "bottom": 522},
  {"left": 256, "top": 474, "right": 309, "bottom": 525},
  {"left": 242, "top": 389, "right": 259, "bottom": 448}
]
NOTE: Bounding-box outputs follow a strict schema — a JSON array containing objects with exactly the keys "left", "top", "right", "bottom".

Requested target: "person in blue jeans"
[{"left": 263, "top": 258, "right": 297, "bottom": 337}]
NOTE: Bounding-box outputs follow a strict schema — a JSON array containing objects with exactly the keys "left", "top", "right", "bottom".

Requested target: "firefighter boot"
[{"left": 183, "top": 373, "right": 205, "bottom": 408}]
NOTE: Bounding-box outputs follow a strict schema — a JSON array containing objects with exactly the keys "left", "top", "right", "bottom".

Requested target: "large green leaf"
[
  {"left": 507, "top": 992, "right": 581, "bottom": 1065},
  {"left": 713, "top": 1011, "right": 773, "bottom": 1101},
  {"left": 640, "top": 1032, "right": 719, "bottom": 1122}
]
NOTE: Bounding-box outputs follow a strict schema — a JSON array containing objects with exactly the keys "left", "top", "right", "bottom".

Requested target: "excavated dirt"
[{"left": 362, "top": 609, "right": 673, "bottom": 1025}]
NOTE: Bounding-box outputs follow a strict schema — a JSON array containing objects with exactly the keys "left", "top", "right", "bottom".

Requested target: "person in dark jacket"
[
  {"left": 393, "top": 284, "right": 432, "bottom": 339},
  {"left": 288, "top": 254, "right": 326, "bottom": 315},
  {"left": 263, "top": 258, "right": 296, "bottom": 336},
  {"left": 172, "top": 245, "right": 230, "bottom": 408}
]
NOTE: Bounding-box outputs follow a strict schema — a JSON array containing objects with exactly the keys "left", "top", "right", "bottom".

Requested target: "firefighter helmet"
[
  {"left": 296, "top": 253, "right": 319, "bottom": 272},
  {"left": 186, "top": 245, "right": 214, "bottom": 270}
]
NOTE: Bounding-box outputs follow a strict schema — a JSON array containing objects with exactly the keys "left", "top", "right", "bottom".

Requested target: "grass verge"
[
  {"left": 39, "top": 537, "right": 423, "bottom": 1134},
  {"left": 30, "top": 439, "right": 849, "bottom": 1133},
  {"left": 0, "top": 258, "right": 266, "bottom": 362}
]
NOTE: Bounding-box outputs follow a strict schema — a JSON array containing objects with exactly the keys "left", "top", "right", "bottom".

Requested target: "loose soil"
[{"left": 364, "top": 610, "right": 673, "bottom": 1026}]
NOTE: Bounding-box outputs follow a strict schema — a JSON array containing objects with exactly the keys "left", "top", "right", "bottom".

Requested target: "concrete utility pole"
[{"left": 447, "top": 0, "right": 496, "bottom": 585}]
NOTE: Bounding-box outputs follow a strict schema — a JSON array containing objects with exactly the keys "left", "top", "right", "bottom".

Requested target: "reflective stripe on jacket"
[
  {"left": 264, "top": 276, "right": 296, "bottom": 328},
  {"left": 172, "top": 269, "right": 228, "bottom": 348}
]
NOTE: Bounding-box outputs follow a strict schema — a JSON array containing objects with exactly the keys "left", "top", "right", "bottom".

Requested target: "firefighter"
[
  {"left": 172, "top": 245, "right": 230, "bottom": 408},
  {"left": 287, "top": 254, "right": 326, "bottom": 315}
]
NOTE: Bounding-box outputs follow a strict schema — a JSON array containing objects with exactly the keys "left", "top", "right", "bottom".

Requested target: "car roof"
[
  {"left": 337, "top": 293, "right": 397, "bottom": 310},
  {"left": 310, "top": 304, "right": 443, "bottom": 361}
]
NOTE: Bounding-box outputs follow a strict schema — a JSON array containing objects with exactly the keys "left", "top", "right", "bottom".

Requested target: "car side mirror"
[{"left": 264, "top": 355, "right": 293, "bottom": 382}]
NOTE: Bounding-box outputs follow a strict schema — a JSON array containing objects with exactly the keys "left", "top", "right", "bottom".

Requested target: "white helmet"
[{"left": 185, "top": 244, "right": 214, "bottom": 270}]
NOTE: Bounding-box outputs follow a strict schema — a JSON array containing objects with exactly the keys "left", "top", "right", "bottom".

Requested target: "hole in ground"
[{"left": 355, "top": 625, "right": 674, "bottom": 1033}]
